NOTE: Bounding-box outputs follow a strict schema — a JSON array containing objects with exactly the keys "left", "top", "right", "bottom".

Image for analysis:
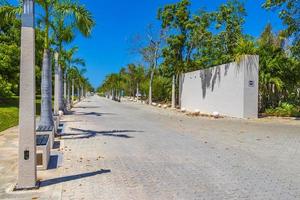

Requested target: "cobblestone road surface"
[{"left": 1, "top": 95, "right": 300, "bottom": 199}]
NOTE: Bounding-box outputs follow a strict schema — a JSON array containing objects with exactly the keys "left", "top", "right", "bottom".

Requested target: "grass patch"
[{"left": 0, "top": 96, "right": 42, "bottom": 132}]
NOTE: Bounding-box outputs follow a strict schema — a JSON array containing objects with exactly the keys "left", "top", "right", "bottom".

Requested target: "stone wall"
[{"left": 180, "top": 55, "right": 259, "bottom": 118}]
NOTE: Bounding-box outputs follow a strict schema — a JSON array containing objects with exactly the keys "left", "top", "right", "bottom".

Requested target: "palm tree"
[
  {"left": 127, "top": 64, "right": 137, "bottom": 97},
  {"left": 36, "top": 0, "right": 94, "bottom": 128},
  {"left": 135, "top": 65, "right": 145, "bottom": 98},
  {"left": 52, "top": 15, "right": 75, "bottom": 113},
  {"left": 67, "top": 65, "right": 86, "bottom": 105},
  {"left": 62, "top": 47, "right": 85, "bottom": 106},
  {"left": 0, "top": 1, "right": 21, "bottom": 27}
]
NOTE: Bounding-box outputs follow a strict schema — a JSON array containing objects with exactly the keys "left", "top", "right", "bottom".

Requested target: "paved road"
[
  {"left": 60, "top": 96, "right": 300, "bottom": 199},
  {"left": 1, "top": 95, "right": 300, "bottom": 199}
]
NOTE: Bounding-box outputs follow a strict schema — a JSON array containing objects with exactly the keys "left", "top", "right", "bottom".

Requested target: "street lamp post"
[
  {"left": 54, "top": 52, "right": 59, "bottom": 115},
  {"left": 17, "top": 0, "right": 37, "bottom": 189}
]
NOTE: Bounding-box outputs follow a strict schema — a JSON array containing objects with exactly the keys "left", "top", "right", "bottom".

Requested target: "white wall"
[{"left": 180, "top": 55, "right": 259, "bottom": 118}]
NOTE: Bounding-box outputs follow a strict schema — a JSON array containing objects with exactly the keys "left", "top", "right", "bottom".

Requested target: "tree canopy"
[{"left": 99, "top": 0, "right": 300, "bottom": 116}]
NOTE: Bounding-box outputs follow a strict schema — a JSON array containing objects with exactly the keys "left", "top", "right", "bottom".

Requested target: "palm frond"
[{"left": 57, "top": 0, "right": 95, "bottom": 37}]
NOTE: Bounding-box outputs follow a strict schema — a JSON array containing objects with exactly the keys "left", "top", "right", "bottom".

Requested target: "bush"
[
  {"left": 266, "top": 103, "right": 300, "bottom": 117},
  {"left": 0, "top": 76, "right": 14, "bottom": 97},
  {"left": 152, "top": 76, "right": 172, "bottom": 102}
]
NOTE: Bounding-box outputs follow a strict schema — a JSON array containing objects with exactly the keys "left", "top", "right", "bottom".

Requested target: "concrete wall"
[{"left": 180, "top": 55, "right": 259, "bottom": 118}]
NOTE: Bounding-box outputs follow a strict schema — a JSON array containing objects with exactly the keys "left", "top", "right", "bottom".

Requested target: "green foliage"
[
  {"left": 263, "top": 0, "right": 300, "bottom": 58},
  {"left": 266, "top": 103, "right": 300, "bottom": 117},
  {"left": 0, "top": 5, "right": 20, "bottom": 96},
  {"left": 0, "top": 1, "right": 94, "bottom": 132},
  {"left": 0, "top": 4, "right": 45, "bottom": 96},
  {"left": 99, "top": 0, "right": 300, "bottom": 114},
  {"left": 151, "top": 76, "right": 172, "bottom": 102},
  {"left": 0, "top": 76, "right": 14, "bottom": 97},
  {"left": 257, "top": 24, "right": 300, "bottom": 111},
  {"left": 158, "top": 0, "right": 192, "bottom": 75}
]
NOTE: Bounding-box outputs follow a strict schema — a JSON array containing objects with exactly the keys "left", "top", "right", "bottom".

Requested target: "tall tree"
[
  {"left": 140, "top": 26, "right": 165, "bottom": 105},
  {"left": 52, "top": 15, "right": 74, "bottom": 112},
  {"left": 62, "top": 47, "right": 85, "bottom": 106},
  {"left": 158, "top": 0, "right": 193, "bottom": 108},
  {"left": 264, "top": 0, "right": 300, "bottom": 57},
  {"left": 36, "top": 0, "right": 94, "bottom": 128}
]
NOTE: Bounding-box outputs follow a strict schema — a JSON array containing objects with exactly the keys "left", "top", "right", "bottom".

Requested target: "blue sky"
[
  {"left": 11, "top": 0, "right": 284, "bottom": 88},
  {"left": 75, "top": 0, "right": 283, "bottom": 88}
]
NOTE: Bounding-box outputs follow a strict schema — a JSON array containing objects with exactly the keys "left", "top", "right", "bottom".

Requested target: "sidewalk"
[{"left": 0, "top": 127, "right": 63, "bottom": 199}]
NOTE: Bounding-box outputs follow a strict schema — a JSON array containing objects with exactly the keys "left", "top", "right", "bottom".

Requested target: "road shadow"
[
  {"left": 40, "top": 169, "right": 111, "bottom": 187},
  {"left": 258, "top": 114, "right": 300, "bottom": 121},
  {"left": 64, "top": 110, "right": 75, "bottom": 115},
  {"left": 75, "top": 112, "right": 116, "bottom": 117},
  {"left": 61, "top": 128, "right": 142, "bottom": 140},
  {"left": 74, "top": 106, "right": 101, "bottom": 109},
  {"left": 53, "top": 141, "right": 60, "bottom": 149},
  {"left": 60, "top": 120, "right": 83, "bottom": 123},
  {"left": 48, "top": 155, "right": 58, "bottom": 170}
]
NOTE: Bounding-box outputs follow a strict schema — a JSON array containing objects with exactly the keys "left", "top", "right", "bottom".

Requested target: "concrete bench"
[
  {"left": 36, "top": 134, "right": 50, "bottom": 170},
  {"left": 36, "top": 125, "right": 54, "bottom": 149}
]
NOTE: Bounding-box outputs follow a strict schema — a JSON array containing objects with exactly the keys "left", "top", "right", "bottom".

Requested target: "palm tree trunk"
[
  {"left": 71, "top": 79, "right": 74, "bottom": 105},
  {"left": 136, "top": 83, "right": 139, "bottom": 98},
  {"left": 67, "top": 80, "right": 70, "bottom": 109},
  {"left": 77, "top": 86, "right": 80, "bottom": 101},
  {"left": 178, "top": 73, "right": 182, "bottom": 108},
  {"left": 171, "top": 74, "right": 176, "bottom": 109},
  {"left": 58, "top": 64, "right": 64, "bottom": 111},
  {"left": 39, "top": 49, "right": 53, "bottom": 127},
  {"left": 63, "top": 72, "right": 67, "bottom": 103},
  {"left": 149, "top": 68, "right": 154, "bottom": 105}
]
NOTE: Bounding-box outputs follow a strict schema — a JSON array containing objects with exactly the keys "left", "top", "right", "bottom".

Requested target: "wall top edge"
[{"left": 183, "top": 55, "right": 259, "bottom": 76}]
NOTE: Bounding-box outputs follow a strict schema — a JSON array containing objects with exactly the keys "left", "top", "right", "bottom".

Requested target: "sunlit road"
[
  {"left": 58, "top": 95, "right": 300, "bottom": 199},
  {"left": 1, "top": 95, "right": 299, "bottom": 199}
]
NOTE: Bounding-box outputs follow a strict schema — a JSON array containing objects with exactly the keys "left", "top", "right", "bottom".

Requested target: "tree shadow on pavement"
[
  {"left": 75, "top": 112, "right": 116, "bottom": 117},
  {"left": 40, "top": 169, "right": 111, "bottom": 187},
  {"left": 61, "top": 128, "right": 142, "bottom": 139},
  {"left": 74, "top": 106, "right": 101, "bottom": 109}
]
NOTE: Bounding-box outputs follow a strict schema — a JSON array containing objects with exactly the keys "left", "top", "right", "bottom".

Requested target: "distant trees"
[
  {"left": 99, "top": 0, "right": 300, "bottom": 116},
  {"left": 0, "top": 1, "right": 94, "bottom": 108}
]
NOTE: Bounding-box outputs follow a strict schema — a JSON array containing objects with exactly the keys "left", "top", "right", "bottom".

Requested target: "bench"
[
  {"left": 36, "top": 125, "right": 54, "bottom": 148},
  {"left": 36, "top": 134, "right": 50, "bottom": 170}
]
